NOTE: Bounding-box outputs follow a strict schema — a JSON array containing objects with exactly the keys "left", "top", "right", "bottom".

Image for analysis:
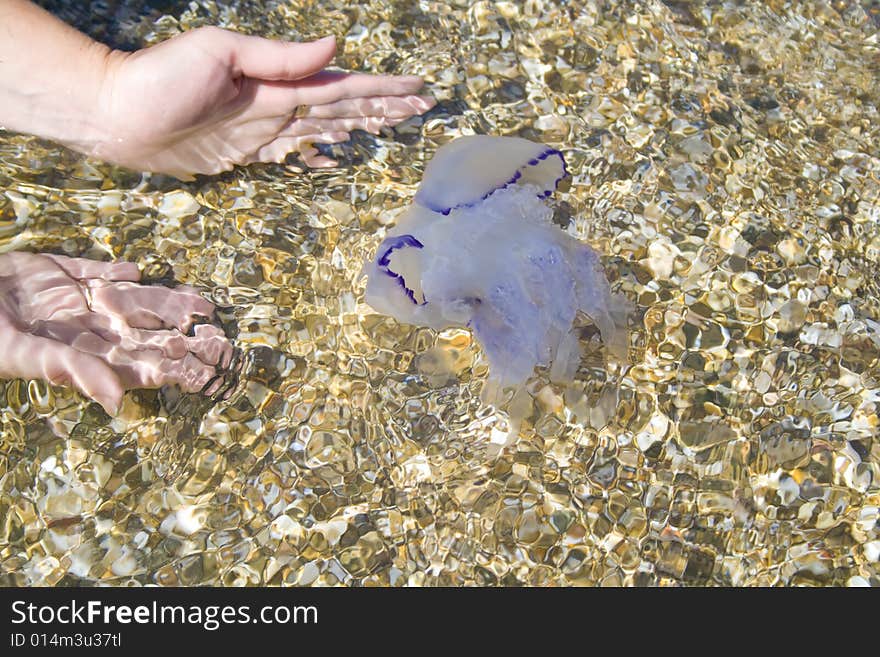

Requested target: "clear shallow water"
[{"left": 1, "top": 0, "right": 878, "bottom": 586}]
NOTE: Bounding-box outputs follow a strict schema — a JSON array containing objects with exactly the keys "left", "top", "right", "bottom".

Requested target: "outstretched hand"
[
  {"left": 0, "top": 252, "right": 232, "bottom": 415},
  {"left": 93, "top": 28, "right": 435, "bottom": 178}
]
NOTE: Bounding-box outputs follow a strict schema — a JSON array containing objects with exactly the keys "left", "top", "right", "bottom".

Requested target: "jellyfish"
[{"left": 363, "top": 135, "right": 628, "bottom": 395}]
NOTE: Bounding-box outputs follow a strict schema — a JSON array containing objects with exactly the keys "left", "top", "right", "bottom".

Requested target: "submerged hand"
[
  {"left": 0, "top": 252, "right": 233, "bottom": 414},
  {"left": 94, "top": 28, "right": 435, "bottom": 178}
]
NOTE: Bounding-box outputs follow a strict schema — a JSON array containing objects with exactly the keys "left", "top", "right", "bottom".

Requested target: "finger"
[
  {"left": 247, "top": 80, "right": 430, "bottom": 120},
  {"left": 291, "top": 71, "right": 426, "bottom": 107},
  {"left": 173, "top": 353, "right": 220, "bottom": 393},
  {"left": 125, "top": 352, "right": 218, "bottom": 393},
  {"left": 0, "top": 316, "right": 124, "bottom": 415},
  {"left": 303, "top": 95, "right": 436, "bottom": 120},
  {"left": 123, "top": 328, "right": 188, "bottom": 359},
  {"left": 301, "top": 152, "right": 338, "bottom": 168},
  {"left": 227, "top": 31, "right": 337, "bottom": 81},
  {"left": 204, "top": 377, "right": 225, "bottom": 397},
  {"left": 41, "top": 254, "right": 142, "bottom": 282},
  {"left": 84, "top": 315, "right": 189, "bottom": 360},
  {"left": 190, "top": 324, "right": 234, "bottom": 367},
  {"left": 86, "top": 281, "right": 216, "bottom": 332},
  {"left": 249, "top": 131, "right": 350, "bottom": 166},
  {"left": 71, "top": 331, "right": 218, "bottom": 393},
  {"left": 80, "top": 312, "right": 231, "bottom": 367},
  {"left": 283, "top": 116, "right": 398, "bottom": 137}
]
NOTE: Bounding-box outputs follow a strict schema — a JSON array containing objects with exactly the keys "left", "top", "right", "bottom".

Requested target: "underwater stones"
[
  {"left": 158, "top": 191, "right": 200, "bottom": 219},
  {"left": 668, "top": 163, "right": 709, "bottom": 196},
  {"left": 644, "top": 237, "right": 681, "bottom": 280},
  {"left": 777, "top": 237, "right": 808, "bottom": 266},
  {"left": 775, "top": 299, "right": 807, "bottom": 334}
]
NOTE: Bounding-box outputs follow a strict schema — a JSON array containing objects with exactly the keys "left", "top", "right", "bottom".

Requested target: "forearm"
[{"left": 0, "top": 0, "right": 114, "bottom": 154}]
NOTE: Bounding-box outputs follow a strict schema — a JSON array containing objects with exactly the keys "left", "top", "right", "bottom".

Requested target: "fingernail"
[{"left": 315, "top": 35, "right": 336, "bottom": 44}]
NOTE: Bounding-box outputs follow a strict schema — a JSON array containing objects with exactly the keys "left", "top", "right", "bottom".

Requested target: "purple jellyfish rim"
[
  {"left": 377, "top": 234, "right": 427, "bottom": 305},
  {"left": 419, "top": 147, "right": 568, "bottom": 215}
]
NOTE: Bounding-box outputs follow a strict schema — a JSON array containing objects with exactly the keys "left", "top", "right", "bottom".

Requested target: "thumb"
[{"left": 228, "top": 32, "right": 336, "bottom": 81}]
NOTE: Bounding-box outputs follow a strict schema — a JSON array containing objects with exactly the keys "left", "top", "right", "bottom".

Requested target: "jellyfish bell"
[
  {"left": 364, "top": 135, "right": 628, "bottom": 399},
  {"left": 361, "top": 209, "right": 447, "bottom": 331},
  {"left": 413, "top": 135, "right": 567, "bottom": 214}
]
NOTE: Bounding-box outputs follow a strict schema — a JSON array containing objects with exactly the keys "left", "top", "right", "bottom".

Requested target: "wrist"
[
  {"left": 0, "top": 5, "right": 121, "bottom": 157},
  {"left": 29, "top": 41, "right": 123, "bottom": 157}
]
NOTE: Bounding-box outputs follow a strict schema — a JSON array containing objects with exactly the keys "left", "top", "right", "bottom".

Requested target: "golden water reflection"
[{"left": 0, "top": 0, "right": 878, "bottom": 586}]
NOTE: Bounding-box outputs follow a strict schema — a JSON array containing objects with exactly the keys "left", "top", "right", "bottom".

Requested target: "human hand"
[
  {"left": 0, "top": 252, "right": 233, "bottom": 415},
  {"left": 92, "top": 28, "right": 435, "bottom": 178}
]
